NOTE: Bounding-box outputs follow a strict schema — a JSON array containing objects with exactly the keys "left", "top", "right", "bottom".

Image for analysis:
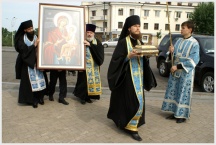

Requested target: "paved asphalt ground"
[{"left": 1, "top": 47, "right": 215, "bottom": 143}]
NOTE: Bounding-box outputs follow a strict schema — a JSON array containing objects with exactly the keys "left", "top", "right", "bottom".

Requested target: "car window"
[
  {"left": 198, "top": 37, "right": 214, "bottom": 53},
  {"left": 160, "top": 36, "right": 170, "bottom": 46}
]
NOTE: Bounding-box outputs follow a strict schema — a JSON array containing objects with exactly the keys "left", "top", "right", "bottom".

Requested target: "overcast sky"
[
  {"left": 2, "top": 0, "right": 82, "bottom": 31},
  {"left": 1, "top": 0, "right": 209, "bottom": 31}
]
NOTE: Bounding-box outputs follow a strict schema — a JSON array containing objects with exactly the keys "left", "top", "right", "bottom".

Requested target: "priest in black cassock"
[
  {"left": 73, "top": 24, "right": 104, "bottom": 104},
  {"left": 107, "top": 15, "right": 157, "bottom": 141},
  {"left": 15, "top": 20, "right": 46, "bottom": 108}
]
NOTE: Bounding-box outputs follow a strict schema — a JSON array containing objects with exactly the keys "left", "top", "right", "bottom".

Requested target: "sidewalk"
[{"left": 2, "top": 83, "right": 214, "bottom": 143}]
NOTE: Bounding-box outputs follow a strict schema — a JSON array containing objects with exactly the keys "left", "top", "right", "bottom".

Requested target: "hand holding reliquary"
[{"left": 133, "top": 45, "right": 159, "bottom": 57}]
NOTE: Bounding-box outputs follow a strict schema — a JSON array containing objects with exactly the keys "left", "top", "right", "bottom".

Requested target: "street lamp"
[
  {"left": 102, "top": 2, "right": 106, "bottom": 42},
  {"left": 6, "top": 17, "right": 17, "bottom": 46}
]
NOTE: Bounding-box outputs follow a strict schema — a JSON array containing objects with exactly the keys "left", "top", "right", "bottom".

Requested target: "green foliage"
[
  {"left": 190, "top": 2, "right": 214, "bottom": 35},
  {"left": 2, "top": 28, "right": 12, "bottom": 46},
  {"left": 156, "top": 31, "right": 162, "bottom": 39}
]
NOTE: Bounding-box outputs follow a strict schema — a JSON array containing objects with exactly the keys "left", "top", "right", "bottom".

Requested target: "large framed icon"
[{"left": 37, "top": 3, "right": 85, "bottom": 70}]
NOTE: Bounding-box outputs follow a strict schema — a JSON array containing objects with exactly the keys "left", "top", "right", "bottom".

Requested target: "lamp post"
[
  {"left": 102, "top": 2, "right": 106, "bottom": 42},
  {"left": 6, "top": 17, "right": 17, "bottom": 46}
]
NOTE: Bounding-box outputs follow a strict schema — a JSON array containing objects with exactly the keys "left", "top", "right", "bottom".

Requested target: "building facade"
[{"left": 82, "top": 1, "right": 198, "bottom": 46}]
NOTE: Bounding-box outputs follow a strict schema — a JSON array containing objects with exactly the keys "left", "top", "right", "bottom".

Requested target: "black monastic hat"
[
  {"left": 119, "top": 15, "right": 140, "bottom": 41},
  {"left": 86, "top": 24, "right": 96, "bottom": 33}
]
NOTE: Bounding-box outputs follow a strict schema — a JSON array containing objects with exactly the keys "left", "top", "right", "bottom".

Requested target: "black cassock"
[
  {"left": 15, "top": 36, "right": 46, "bottom": 104},
  {"left": 73, "top": 38, "right": 104, "bottom": 100},
  {"left": 107, "top": 37, "right": 157, "bottom": 130}
]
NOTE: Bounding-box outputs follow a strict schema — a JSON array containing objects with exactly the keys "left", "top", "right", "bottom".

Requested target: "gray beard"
[{"left": 86, "top": 37, "right": 94, "bottom": 42}]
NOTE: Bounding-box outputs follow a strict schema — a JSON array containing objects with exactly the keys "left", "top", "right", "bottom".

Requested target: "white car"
[{"left": 102, "top": 38, "right": 119, "bottom": 48}]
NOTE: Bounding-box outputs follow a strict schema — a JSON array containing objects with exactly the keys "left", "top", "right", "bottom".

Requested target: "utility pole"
[
  {"left": 11, "top": 17, "right": 17, "bottom": 47},
  {"left": 6, "top": 17, "right": 17, "bottom": 46},
  {"left": 102, "top": 2, "right": 106, "bottom": 42}
]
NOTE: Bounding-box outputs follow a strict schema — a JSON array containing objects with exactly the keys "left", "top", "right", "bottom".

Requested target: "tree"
[
  {"left": 2, "top": 28, "right": 12, "bottom": 46},
  {"left": 190, "top": 2, "right": 214, "bottom": 35},
  {"left": 156, "top": 30, "right": 162, "bottom": 46}
]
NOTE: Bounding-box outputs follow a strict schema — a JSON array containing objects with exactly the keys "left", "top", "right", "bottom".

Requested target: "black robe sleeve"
[
  {"left": 143, "top": 57, "right": 157, "bottom": 91},
  {"left": 107, "top": 38, "right": 129, "bottom": 91},
  {"left": 15, "top": 37, "right": 37, "bottom": 69},
  {"left": 89, "top": 38, "right": 104, "bottom": 66}
]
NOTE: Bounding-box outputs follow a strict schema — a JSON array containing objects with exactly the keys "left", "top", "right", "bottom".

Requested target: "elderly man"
[
  {"left": 107, "top": 15, "right": 157, "bottom": 141},
  {"left": 73, "top": 24, "right": 104, "bottom": 104}
]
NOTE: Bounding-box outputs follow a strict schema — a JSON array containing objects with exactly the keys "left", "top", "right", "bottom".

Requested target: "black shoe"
[
  {"left": 32, "top": 103, "right": 38, "bottom": 108},
  {"left": 166, "top": 114, "right": 175, "bottom": 119},
  {"left": 176, "top": 118, "right": 186, "bottom": 123},
  {"left": 38, "top": 99, "right": 44, "bottom": 105},
  {"left": 86, "top": 99, "right": 93, "bottom": 103},
  {"left": 58, "top": 99, "right": 69, "bottom": 105},
  {"left": 49, "top": 95, "right": 54, "bottom": 101},
  {"left": 131, "top": 133, "right": 142, "bottom": 141},
  {"left": 81, "top": 100, "right": 86, "bottom": 105}
]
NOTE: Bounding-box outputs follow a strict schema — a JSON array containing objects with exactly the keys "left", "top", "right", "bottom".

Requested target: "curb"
[
  {"left": 2, "top": 48, "right": 114, "bottom": 55},
  {"left": 2, "top": 82, "right": 214, "bottom": 100}
]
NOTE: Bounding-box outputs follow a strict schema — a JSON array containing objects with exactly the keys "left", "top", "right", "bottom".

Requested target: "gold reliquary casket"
[{"left": 133, "top": 45, "right": 159, "bottom": 57}]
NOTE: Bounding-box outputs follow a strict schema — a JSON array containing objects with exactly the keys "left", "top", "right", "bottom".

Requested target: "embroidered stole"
[
  {"left": 86, "top": 38, "right": 102, "bottom": 95},
  {"left": 125, "top": 36, "right": 144, "bottom": 131},
  {"left": 24, "top": 34, "right": 46, "bottom": 92}
]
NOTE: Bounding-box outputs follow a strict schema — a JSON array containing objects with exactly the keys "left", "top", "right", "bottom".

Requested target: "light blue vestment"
[
  {"left": 24, "top": 34, "right": 46, "bottom": 92},
  {"left": 125, "top": 36, "right": 144, "bottom": 131},
  {"left": 161, "top": 36, "right": 200, "bottom": 119}
]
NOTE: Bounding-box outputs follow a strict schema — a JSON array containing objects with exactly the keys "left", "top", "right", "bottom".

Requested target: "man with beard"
[
  {"left": 15, "top": 20, "right": 46, "bottom": 108},
  {"left": 73, "top": 24, "right": 104, "bottom": 104},
  {"left": 107, "top": 15, "right": 157, "bottom": 141}
]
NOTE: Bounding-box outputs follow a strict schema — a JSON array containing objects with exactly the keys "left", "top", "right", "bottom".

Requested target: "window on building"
[
  {"left": 166, "top": 11, "right": 171, "bottom": 17},
  {"left": 154, "top": 23, "right": 159, "bottom": 30},
  {"left": 92, "top": 11, "right": 96, "bottom": 16},
  {"left": 130, "top": 9, "right": 135, "bottom": 16},
  {"left": 177, "top": 2, "right": 182, "bottom": 6},
  {"left": 103, "top": 22, "right": 107, "bottom": 28},
  {"left": 188, "top": 3, "right": 193, "bottom": 6},
  {"left": 165, "top": 24, "right": 169, "bottom": 31},
  {"left": 103, "top": 9, "right": 107, "bottom": 15},
  {"left": 156, "top": 2, "right": 160, "bottom": 4},
  {"left": 143, "top": 23, "right": 148, "bottom": 29},
  {"left": 186, "top": 12, "right": 192, "bottom": 18},
  {"left": 175, "top": 12, "right": 181, "bottom": 18},
  {"left": 155, "top": 10, "right": 160, "bottom": 17},
  {"left": 118, "top": 8, "right": 123, "bottom": 15},
  {"left": 168, "top": 2, "right": 171, "bottom": 5},
  {"left": 118, "top": 22, "right": 123, "bottom": 28},
  {"left": 175, "top": 24, "right": 180, "bottom": 31},
  {"left": 144, "top": 10, "right": 149, "bottom": 17}
]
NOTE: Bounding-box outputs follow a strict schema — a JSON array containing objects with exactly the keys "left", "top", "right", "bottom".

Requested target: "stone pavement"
[{"left": 2, "top": 82, "right": 214, "bottom": 143}]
